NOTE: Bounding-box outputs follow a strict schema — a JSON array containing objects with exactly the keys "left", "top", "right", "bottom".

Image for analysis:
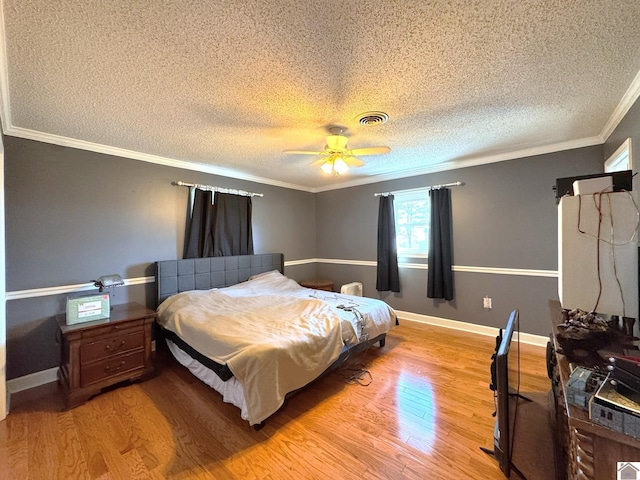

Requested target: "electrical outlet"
[{"left": 483, "top": 296, "right": 492, "bottom": 309}]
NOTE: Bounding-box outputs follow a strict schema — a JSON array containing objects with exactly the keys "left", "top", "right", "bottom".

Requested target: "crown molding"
[
  {"left": 311, "top": 136, "right": 604, "bottom": 193},
  {"left": 600, "top": 68, "right": 640, "bottom": 142},
  {"left": 1, "top": 0, "right": 637, "bottom": 195},
  {"left": 0, "top": 0, "right": 11, "bottom": 133},
  {"left": 0, "top": 122, "right": 606, "bottom": 195},
  {"left": 5, "top": 126, "right": 316, "bottom": 193}
]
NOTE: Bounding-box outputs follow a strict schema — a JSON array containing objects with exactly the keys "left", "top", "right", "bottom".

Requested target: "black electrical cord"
[{"left": 338, "top": 364, "right": 373, "bottom": 386}]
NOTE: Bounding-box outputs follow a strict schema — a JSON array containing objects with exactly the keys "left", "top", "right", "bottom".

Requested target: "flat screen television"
[{"left": 484, "top": 309, "right": 528, "bottom": 478}]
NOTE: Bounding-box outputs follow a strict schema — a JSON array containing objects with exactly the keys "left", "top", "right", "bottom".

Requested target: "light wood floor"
[{"left": 0, "top": 320, "right": 553, "bottom": 479}]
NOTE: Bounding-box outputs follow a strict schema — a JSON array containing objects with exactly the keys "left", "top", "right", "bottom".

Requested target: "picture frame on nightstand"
[{"left": 66, "top": 293, "right": 110, "bottom": 325}]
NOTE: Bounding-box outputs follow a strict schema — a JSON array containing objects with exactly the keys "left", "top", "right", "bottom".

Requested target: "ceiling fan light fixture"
[
  {"left": 334, "top": 157, "right": 349, "bottom": 175},
  {"left": 284, "top": 127, "right": 389, "bottom": 174},
  {"left": 320, "top": 160, "right": 335, "bottom": 175},
  {"left": 320, "top": 157, "right": 349, "bottom": 176}
]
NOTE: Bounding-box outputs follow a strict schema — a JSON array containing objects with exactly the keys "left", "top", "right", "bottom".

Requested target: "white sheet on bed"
[
  {"left": 166, "top": 339, "right": 249, "bottom": 420},
  {"left": 157, "top": 270, "right": 396, "bottom": 425},
  {"left": 223, "top": 270, "right": 395, "bottom": 344}
]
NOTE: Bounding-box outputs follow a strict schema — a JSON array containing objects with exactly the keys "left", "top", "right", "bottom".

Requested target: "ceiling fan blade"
[
  {"left": 344, "top": 157, "right": 364, "bottom": 167},
  {"left": 349, "top": 146, "right": 391, "bottom": 156},
  {"left": 283, "top": 149, "right": 326, "bottom": 155},
  {"left": 310, "top": 158, "right": 327, "bottom": 167}
]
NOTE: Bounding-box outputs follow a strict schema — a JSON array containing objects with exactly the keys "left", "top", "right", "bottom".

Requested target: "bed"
[{"left": 155, "top": 253, "right": 396, "bottom": 427}]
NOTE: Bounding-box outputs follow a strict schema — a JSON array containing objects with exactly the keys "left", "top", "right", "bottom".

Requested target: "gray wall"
[
  {"left": 315, "top": 146, "right": 605, "bottom": 337},
  {"left": 4, "top": 137, "right": 317, "bottom": 378},
  {"left": 5, "top": 94, "right": 639, "bottom": 378}
]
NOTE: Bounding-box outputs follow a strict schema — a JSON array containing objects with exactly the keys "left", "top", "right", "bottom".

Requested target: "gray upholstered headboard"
[{"left": 156, "top": 253, "right": 284, "bottom": 306}]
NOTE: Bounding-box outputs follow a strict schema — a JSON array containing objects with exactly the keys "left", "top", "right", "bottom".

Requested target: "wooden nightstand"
[
  {"left": 300, "top": 279, "right": 334, "bottom": 292},
  {"left": 57, "top": 302, "right": 155, "bottom": 409}
]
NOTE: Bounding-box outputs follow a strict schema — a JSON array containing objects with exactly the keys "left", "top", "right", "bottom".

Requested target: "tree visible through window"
[{"left": 394, "top": 189, "right": 430, "bottom": 256}]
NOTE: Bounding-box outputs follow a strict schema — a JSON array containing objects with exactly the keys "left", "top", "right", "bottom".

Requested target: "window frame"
[
  {"left": 605, "top": 137, "right": 632, "bottom": 173},
  {"left": 393, "top": 188, "right": 431, "bottom": 258}
]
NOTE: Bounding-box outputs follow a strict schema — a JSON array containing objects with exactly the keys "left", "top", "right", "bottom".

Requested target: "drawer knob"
[
  {"left": 105, "top": 340, "right": 126, "bottom": 352},
  {"left": 105, "top": 361, "right": 126, "bottom": 373}
]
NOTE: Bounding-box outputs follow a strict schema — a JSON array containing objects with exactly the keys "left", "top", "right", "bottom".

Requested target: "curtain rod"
[
  {"left": 173, "top": 181, "right": 264, "bottom": 197},
  {"left": 374, "top": 181, "right": 464, "bottom": 197}
]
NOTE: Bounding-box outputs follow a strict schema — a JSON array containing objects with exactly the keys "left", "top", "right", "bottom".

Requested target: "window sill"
[{"left": 398, "top": 253, "right": 428, "bottom": 259}]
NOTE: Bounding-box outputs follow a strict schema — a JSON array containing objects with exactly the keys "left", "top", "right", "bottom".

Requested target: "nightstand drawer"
[
  {"left": 81, "top": 350, "right": 145, "bottom": 386},
  {"left": 80, "top": 319, "right": 146, "bottom": 339},
  {"left": 80, "top": 331, "right": 144, "bottom": 364}
]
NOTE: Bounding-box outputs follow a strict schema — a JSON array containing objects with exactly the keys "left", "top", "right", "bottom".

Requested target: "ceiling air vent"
[{"left": 356, "top": 111, "right": 389, "bottom": 126}]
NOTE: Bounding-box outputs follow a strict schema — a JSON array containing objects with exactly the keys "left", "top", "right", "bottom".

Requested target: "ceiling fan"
[{"left": 283, "top": 127, "right": 391, "bottom": 175}]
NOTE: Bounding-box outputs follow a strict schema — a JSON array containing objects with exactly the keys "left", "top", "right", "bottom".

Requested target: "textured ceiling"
[{"left": 3, "top": 0, "right": 640, "bottom": 191}]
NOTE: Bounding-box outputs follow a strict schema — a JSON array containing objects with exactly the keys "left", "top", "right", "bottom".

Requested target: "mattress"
[{"left": 157, "top": 270, "right": 396, "bottom": 425}]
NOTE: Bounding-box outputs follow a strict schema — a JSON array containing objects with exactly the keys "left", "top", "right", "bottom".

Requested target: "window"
[
  {"left": 393, "top": 189, "right": 430, "bottom": 256},
  {"left": 605, "top": 137, "right": 632, "bottom": 173}
]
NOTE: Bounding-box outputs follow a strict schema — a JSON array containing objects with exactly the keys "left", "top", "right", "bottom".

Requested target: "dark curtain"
[
  {"left": 211, "top": 192, "right": 254, "bottom": 256},
  {"left": 183, "top": 190, "right": 254, "bottom": 258},
  {"left": 427, "top": 187, "right": 454, "bottom": 300},
  {"left": 183, "top": 189, "right": 214, "bottom": 258},
  {"left": 376, "top": 195, "right": 400, "bottom": 292}
]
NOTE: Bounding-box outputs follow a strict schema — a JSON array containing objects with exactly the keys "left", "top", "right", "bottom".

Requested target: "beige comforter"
[
  {"left": 157, "top": 289, "right": 345, "bottom": 425},
  {"left": 157, "top": 270, "right": 396, "bottom": 425}
]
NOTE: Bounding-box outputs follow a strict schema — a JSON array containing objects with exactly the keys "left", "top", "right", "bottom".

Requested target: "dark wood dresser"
[
  {"left": 548, "top": 300, "right": 640, "bottom": 479},
  {"left": 57, "top": 302, "right": 155, "bottom": 409}
]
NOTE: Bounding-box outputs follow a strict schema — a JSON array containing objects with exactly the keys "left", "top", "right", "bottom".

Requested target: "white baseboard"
[
  {"left": 7, "top": 367, "right": 59, "bottom": 394},
  {"left": 4, "top": 313, "right": 546, "bottom": 402},
  {"left": 6, "top": 340, "right": 158, "bottom": 398},
  {"left": 395, "top": 310, "right": 549, "bottom": 348}
]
